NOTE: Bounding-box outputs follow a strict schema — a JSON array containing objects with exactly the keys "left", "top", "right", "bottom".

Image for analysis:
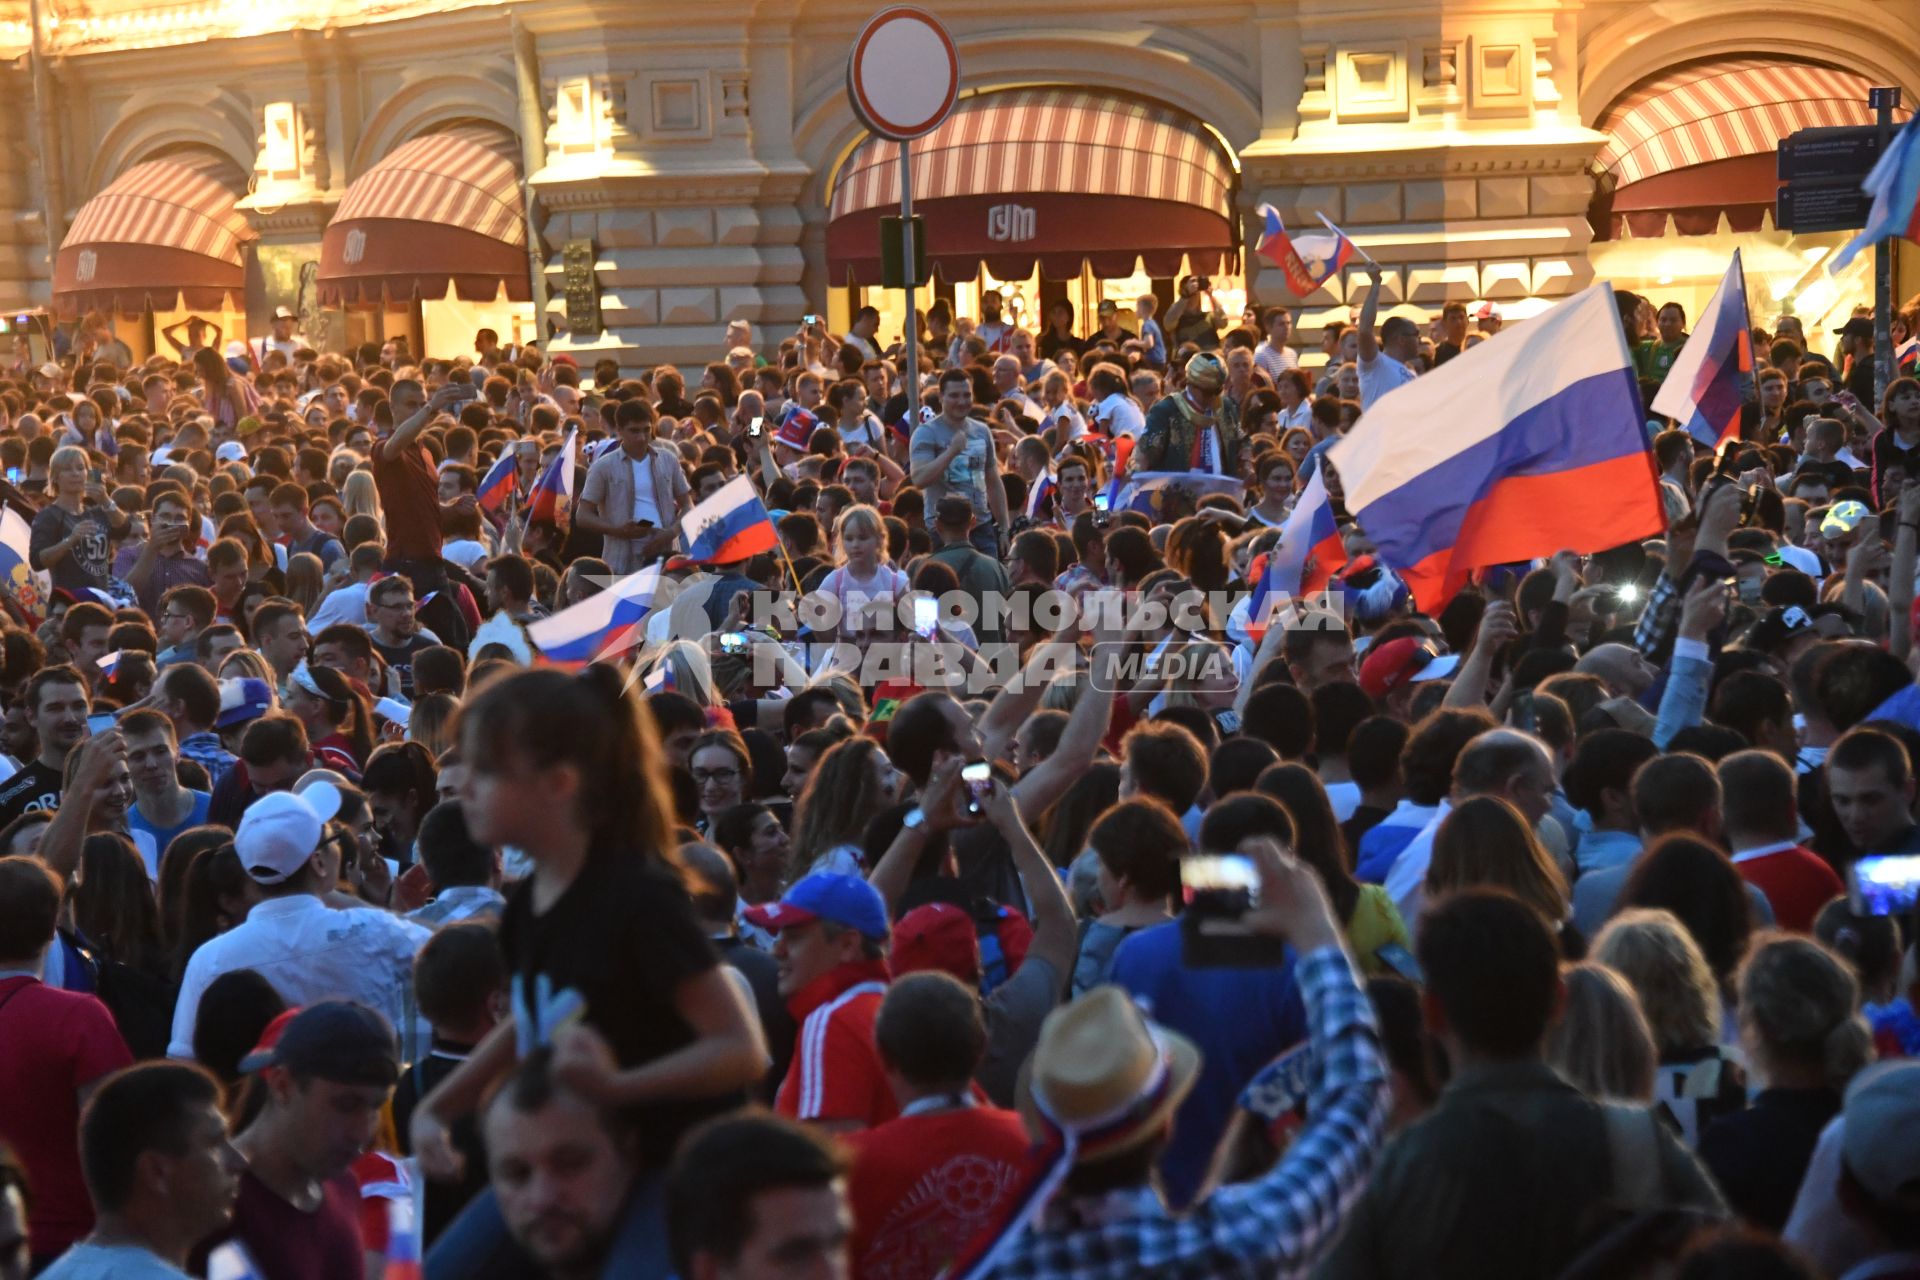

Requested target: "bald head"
[
  {"left": 1453, "top": 729, "right": 1557, "bottom": 824},
  {"left": 678, "top": 841, "right": 737, "bottom": 928},
  {"left": 1574, "top": 643, "right": 1658, "bottom": 699}
]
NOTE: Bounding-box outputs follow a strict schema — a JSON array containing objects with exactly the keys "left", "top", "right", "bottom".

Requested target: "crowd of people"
[{"left": 0, "top": 272, "right": 1917, "bottom": 1280}]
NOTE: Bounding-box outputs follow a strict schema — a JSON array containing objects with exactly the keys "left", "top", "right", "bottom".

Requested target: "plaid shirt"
[
  {"left": 178, "top": 731, "right": 237, "bottom": 790},
  {"left": 1632, "top": 568, "right": 1681, "bottom": 661},
  {"left": 982, "top": 947, "right": 1388, "bottom": 1280}
]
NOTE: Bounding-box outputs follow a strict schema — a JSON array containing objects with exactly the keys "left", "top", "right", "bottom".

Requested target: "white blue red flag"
[
  {"left": 1024, "top": 473, "right": 1055, "bottom": 522},
  {"left": 525, "top": 427, "right": 578, "bottom": 528},
  {"left": 527, "top": 566, "right": 662, "bottom": 667},
  {"left": 1652, "top": 250, "right": 1753, "bottom": 449},
  {"left": 1251, "top": 468, "right": 1343, "bottom": 636},
  {"left": 1328, "top": 283, "right": 1664, "bottom": 612},
  {"left": 475, "top": 448, "right": 517, "bottom": 515},
  {"left": 1830, "top": 114, "right": 1920, "bottom": 274},
  {"left": 1254, "top": 205, "right": 1356, "bottom": 298},
  {"left": 680, "top": 474, "right": 779, "bottom": 564},
  {"left": 1105, "top": 472, "right": 1242, "bottom": 520}
]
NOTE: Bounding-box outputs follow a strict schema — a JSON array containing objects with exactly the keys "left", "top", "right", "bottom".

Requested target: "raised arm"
[{"left": 1356, "top": 265, "right": 1383, "bottom": 363}]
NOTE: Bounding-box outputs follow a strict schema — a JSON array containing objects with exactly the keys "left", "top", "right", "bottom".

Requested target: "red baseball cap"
[
  {"left": 888, "top": 902, "right": 980, "bottom": 984},
  {"left": 1358, "top": 637, "right": 1460, "bottom": 701}
]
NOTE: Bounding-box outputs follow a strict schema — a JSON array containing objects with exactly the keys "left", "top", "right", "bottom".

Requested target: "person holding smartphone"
[
  {"left": 29, "top": 445, "right": 125, "bottom": 595},
  {"left": 115, "top": 488, "right": 211, "bottom": 617}
]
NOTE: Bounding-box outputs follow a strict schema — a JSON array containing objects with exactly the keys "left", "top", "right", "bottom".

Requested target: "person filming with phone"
[{"left": 115, "top": 487, "right": 210, "bottom": 617}]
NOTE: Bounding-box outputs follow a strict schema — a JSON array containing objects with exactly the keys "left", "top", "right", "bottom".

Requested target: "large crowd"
[{"left": 0, "top": 273, "right": 1918, "bottom": 1280}]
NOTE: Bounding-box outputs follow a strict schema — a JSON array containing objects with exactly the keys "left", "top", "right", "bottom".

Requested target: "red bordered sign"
[{"left": 846, "top": 6, "right": 960, "bottom": 141}]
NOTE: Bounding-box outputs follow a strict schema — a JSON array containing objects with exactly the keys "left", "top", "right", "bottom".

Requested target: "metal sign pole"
[
  {"left": 1872, "top": 86, "right": 1901, "bottom": 406},
  {"left": 899, "top": 140, "right": 918, "bottom": 413}
]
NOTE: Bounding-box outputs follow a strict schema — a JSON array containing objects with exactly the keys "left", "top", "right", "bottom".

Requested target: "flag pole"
[{"left": 1316, "top": 212, "right": 1379, "bottom": 266}]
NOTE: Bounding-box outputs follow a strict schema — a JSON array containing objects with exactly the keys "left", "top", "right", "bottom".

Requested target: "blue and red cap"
[{"left": 743, "top": 872, "right": 889, "bottom": 940}]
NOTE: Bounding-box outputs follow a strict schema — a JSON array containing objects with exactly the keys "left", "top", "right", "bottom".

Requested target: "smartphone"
[
  {"left": 961, "top": 759, "right": 993, "bottom": 817},
  {"left": 4, "top": 468, "right": 17, "bottom": 485},
  {"left": 1093, "top": 491, "right": 1110, "bottom": 512},
  {"left": 912, "top": 595, "right": 938, "bottom": 639},
  {"left": 1181, "top": 854, "right": 1286, "bottom": 967},
  {"left": 88, "top": 467, "right": 104, "bottom": 487},
  {"left": 1375, "top": 942, "right": 1424, "bottom": 982},
  {"left": 719, "top": 631, "right": 750, "bottom": 655},
  {"left": 748, "top": 416, "right": 764, "bottom": 439},
  {"left": 1848, "top": 854, "right": 1920, "bottom": 917},
  {"left": 86, "top": 712, "right": 118, "bottom": 735},
  {"left": 803, "top": 314, "right": 820, "bottom": 327}
]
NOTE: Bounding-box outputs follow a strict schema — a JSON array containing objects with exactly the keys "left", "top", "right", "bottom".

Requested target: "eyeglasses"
[{"left": 692, "top": 768, "right": 741, "bottom": 786}]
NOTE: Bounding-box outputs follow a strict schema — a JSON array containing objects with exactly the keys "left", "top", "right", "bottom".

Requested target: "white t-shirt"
[
  {"left": 839, "top": 412, "right": 886, "bottom": 450},
  {"left": 630, "top": 457, "right": 664, "bottom": 526},
  {"left": 442, "top": 538, "right": 491, "bottom": 572},
  {"left": 1045, "top": 403, "right": 1087, "bottom": 444},
  {"left": 306, "top": 580, "right": 370, "bottom": 632},
  {"left": 1095, "top": 392, "right": 1146, "bottom": 438}
]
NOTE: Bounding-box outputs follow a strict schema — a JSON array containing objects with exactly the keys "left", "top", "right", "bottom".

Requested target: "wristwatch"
[{"left": 902, "top": 806, "right": 927, "bottom": 831}]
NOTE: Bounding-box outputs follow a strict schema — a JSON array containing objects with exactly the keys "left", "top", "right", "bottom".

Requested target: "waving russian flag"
[
  {"left": 1254, "top": 205, "right": 1356, "bottom": 299},
  {"left": 1652, "top": 250, "right": 1753, "bottom": 449},
  {"left": 1249, "top": 468, "right": 1343, "bottom": 637},
  {"left": 525, "top": 427, "right": 578, "bottom": 528},
  {"left": 528, "top": 566, "right": 662, "bottom": 666},
  {"left": 1025, "top": 472, "right": 1056, "bottom": 522},
  {"left": 1328, "top": 283, "right": 1664, "bottom": 613},
  {"left": 474, "top": 449, "right": 518, "bottom": 515},
  {"left": 680, "top": 474, "right": 779, "bottom": 563},
  {"left": 1830, "top": 114, "right": 1920, "bottom": 274}
]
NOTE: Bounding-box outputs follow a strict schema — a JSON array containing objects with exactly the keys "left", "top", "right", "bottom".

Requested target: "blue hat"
[
  {"left": 215, "top": 677, "right": 274, "bottom": 729},
  {"left": 743, "top": 872, "right": 889, "bottom": 940}
]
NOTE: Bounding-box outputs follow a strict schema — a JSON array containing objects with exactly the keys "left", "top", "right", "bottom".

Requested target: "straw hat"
[{"left": 1016, "top": 985, "right": 1200, "bottom": 1160}]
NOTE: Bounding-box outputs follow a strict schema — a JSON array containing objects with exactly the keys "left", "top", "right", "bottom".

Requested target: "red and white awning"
[
  {"left": 1595, "top": 59, "right": 1912, "bottom": 238},
  {"left": 827, "top": 87, "right": 1237, "bottom": 282},
  {"left": 319, "top": 124, "right": 529, "bottom": 306},
  {"left": 54, "top": 154, "right": 256, "bottom": 314}
]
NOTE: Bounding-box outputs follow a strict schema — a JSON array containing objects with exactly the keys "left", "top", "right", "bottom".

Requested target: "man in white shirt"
[
  {"left": 168, "top": 782, "right": 429, "bottom": 1059},
  {"left": 1253, "top": 307, "right": 1300, "bottom": 382},
  {"left": 577, "top": 399, "right": 692, "bottom": 573},
  {"left": 843, "top": 306, "right": 882, "bottom": 363},
  {"left": 250, "top": 306, "right": 306, "bottom": 366},
  {"left": 1383, "top": 729, "right": 1556, "bottom": 924},
  {"left": 305, "top": 544, "right": 383, "bottom": 634},
  {"left": 1355, "top": 265, "right": 1420, "bottom": 410}
]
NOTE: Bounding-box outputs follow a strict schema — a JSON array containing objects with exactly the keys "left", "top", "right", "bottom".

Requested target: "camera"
[{"left": 1180, "top": 854, "right": 1286, "bottom": 967}]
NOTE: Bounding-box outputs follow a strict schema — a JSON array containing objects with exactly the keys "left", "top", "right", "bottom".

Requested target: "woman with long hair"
[
  {"left": 283, "top": 660, "right": 374, "bottom": 772},
  {"left": 1545, "top": 962, "right": 1657, "bottom": 1103},
  {"left": 156, "top": 825, "right": 239, "bottom": 951},
  {"left": 1257, "top": 762, "right": 1409, "bottom": 975},
  {"left": 284, "top": 551, "right": 325, "bottom": 615},
  {"left": 309, "top": 494, "right": 346, "bottom": 540},
  {"left": 687, "top": 728, "right": 752, "bottom": 832},
  {"left": 340, "top": 470, "right": 383, "bottom": 525},
  {"left": 171, "top": 843, "right": 258, "bottom": 984},
  {"left": 1426, "top": 795, "right": 1576, "bottom": 951},
  {"left": 193, "top": 346, "right": 261, "bottom": 435},
  {"left": 701, "top": 362, "right": 742, "bottom": 407},
  {"left": 1699, "top": 934, "right": 1874, "bottom": 1229},
  {"left": 412, "top": 667, "right": 765, "bottom": 1195},
  {"left": 1619, "top": 833, "right": 1755, "bottom": 1004},
  {"left": 1042, "top": 761, "right": 1121, "bottom": 874},
  {"left": 1592, "top": 908, "right": 1748, "bottom": 1147},
  {"left": 788, "top": 736, "right": 901, "bottom": 880}
]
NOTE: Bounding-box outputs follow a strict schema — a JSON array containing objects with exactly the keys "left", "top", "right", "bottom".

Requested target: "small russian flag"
[
  {"left": 526, "top": 427, "right": 578, "bottom": 528},
  {"left": 1254, "top": 205, "right": 1357, "bottom": 299},
  {"left": 1025, "top": 473, "right": 1056, "bottom": 522},
  {"left": 475, "top": 448, "right": 517, "bottom": 515},
  {"left": 679, "top": 474, "right": 779, "bottom": 564}
]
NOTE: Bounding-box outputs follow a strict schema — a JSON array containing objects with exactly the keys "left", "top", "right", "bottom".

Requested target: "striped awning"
[
  {"left": 53, "top": 154, "right": 256, "bottom": 315},
  {"left": 1593, "top": 59, "right": 1912, "bottom": 237},
  {"left": 827, "top": 88, "right": 1237, "bottom": 283},
  {"left": 318, "top": 124, "right": 529, "bottom": 306}
]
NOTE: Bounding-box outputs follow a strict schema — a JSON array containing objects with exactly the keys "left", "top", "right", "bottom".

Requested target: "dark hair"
[
  {"left": 1717, "top": 750, "right": 1799, "bottom": 841},
  {"left": 458, "top": 667, "right": 678, "bottom": 864},
  {"left": 874, "top": 971, "right": 985, "bottom": 1087},
  {"left": 1041, "top": 762, "right": 1120, "bottom": 870},
  {"left": 73, "top": 834, "right": 166, "bottom": 972},
  {"left": 411, "top": 645, "right": 467, "bottom": 698},
  {"left": 24, "top": 662, "right": 89, "bottom": 716},
  {"left": 1620, "top": 835, "right": 1754, "bottom": 990},
  {"left": 1630, "top": 752, "right": 1721, "bottom": 836},
  {"left": 1121, "top": 720, "right": 1208, "bottom": 813},
  {"left": 884, "top": 692, "right": 963, "bottom": 789},
  {"left": 1253, "top": 765, "right": 1359, "bottom": 919},
  {"left": 1198, "top": 790, "right": 1298, "bottom": 855},
  {"left": 1710, "top": 670, "right": 1791, "bottom": 747},
  {"left": 1418, "top": 889, "right": 1561, "bottom": 1058},
  {"left": 1563, "top": 728, "right": 1660, "bottom": 816},
  {"left": 1368, "top": 975, "right": 1441, "bottom": 1106},
  {"left": 157, "top": 662, "right": 221, "bottom": 728},
  {"left": 78, "top": 1062, "right": 224, "bottom": 1212},
  {"left": 300, "top": 662, "right": 375, "bottom": 765},
  {"left": 1829, "top": 725, "right": 1912, "bottom": 787},
  {"left": 1088, "top": 798, "right": 1185, "bottom": 900},
  {"left": 1310, "top": 681, "right": 1375, "bottom": 760},
  {"left": 417, "top": 800, "right": 492, "bottom": 889},
  {"left": 190, "top": 969, "right": 286, "bottom": 1083},
  {"left": 1207, "top": 737, "right": 1277, "bottom": 799},
  {"left": 1243, "top": 683, "right": 1315, "bottom": 759},
  {"left": 1401, "top": 707, "right": 1498, "bottom": 806},
  {"left": 1347, "top": 715, "right": 1410, "bottom": 790},
  {"left": 1813, "top": 644, "right": 1913, "bottom": 731},
  {"left": 361, "top": 740, "right": 437, "bottom": 806},
  {"left": 667, "top": 1111, "right": 849, "bottom": 1276},
  {"left": 0, "top": 854, "right": 62, "bottom": 961},
  {"left": 414, "top": 922, "right": 506, "bottom": 1030},
  {"left": 240, "top": 714, "right": 308, "bottom": 767}
]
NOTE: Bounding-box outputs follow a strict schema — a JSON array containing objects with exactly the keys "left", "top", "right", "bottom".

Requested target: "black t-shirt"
[
  {"left": 498, "top": 852, "right": 726, "bottom": 1167},
  {"left": 393, "top": 1042, "right": 487, "bottom": 1245},
  {"left": 1037, "top": 331, "right": 1084, "bottom": 361},
  {"left": 370, "top": 632, "right": 437, "bottom": 698},
  {"left": 0, "top": 759, "right": 65, "bottom": 829}
]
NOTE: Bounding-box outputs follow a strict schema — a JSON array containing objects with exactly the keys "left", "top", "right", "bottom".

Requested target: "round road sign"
[{"left": 846, "top": 6, "right": 960, "bottom": 141}]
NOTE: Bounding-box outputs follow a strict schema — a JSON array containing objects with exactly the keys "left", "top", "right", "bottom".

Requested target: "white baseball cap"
[
  {"left": 215, "top": 441, "right": 247, "bottom": 463},
  {"left": 235, "top": 782, "right": 342, "bottom": 885}
]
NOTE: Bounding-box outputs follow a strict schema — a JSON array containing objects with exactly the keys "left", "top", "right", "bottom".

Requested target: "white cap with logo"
[{"left": 236, "top": 782, "right": 342, "bottom": 884}]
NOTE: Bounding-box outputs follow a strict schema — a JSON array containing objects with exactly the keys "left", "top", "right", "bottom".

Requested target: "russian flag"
[
  {"left": 527, "top": 565, "right": 662, "bottom": 666},
  {"left": 1025, "top": 473, "right": 1055, "bottom": 522},
  {"left": 1651, "top": 250, "right": 1753, "bottom": 449},
  {"left": 1250, "top": 468, "right": 1342, "bottom": 636},
  {"left": 0, "top": 507, "right": 44, "bottom": 623},
  {"left": 1254, "top": 205, "right": 1356, "bottom": 299},
  {"left": 1830, "top": 114, "right": 1920, "bottom": 274},
  {"left": 680, "top": 474, "right": 779, "bottom": 563},
  {"left": 525, "top": 427, "right": 578, "bottom": 527},
  {"left": 1327, "top": 283, "right": 1665, "bottom": 613},
  {"left": 475, "top": 448, "right": 517, "bottom": 515}
]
